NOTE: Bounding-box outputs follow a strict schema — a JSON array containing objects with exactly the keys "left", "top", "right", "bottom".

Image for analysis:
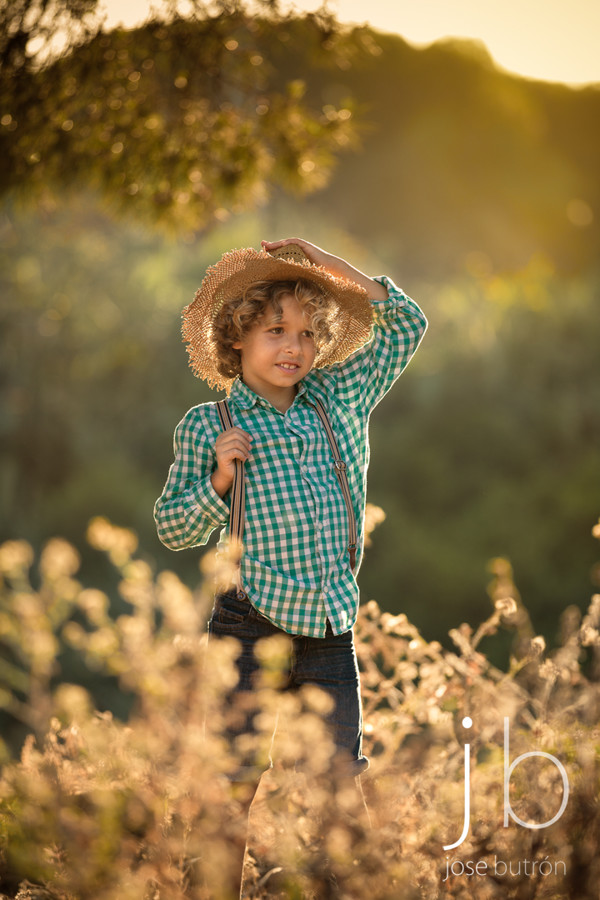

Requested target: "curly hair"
[{"left": 212, "top": 279, "right": 335, "bottom": 383}]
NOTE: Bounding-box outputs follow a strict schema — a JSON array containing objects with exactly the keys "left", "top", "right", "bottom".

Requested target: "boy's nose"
[{"left": 284, "top": 335, "right": 302, "bottom": 355}]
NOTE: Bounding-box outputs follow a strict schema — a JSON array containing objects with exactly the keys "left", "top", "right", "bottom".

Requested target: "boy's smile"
[{"left": 233, "top": 292, "right": 316, "bottom": 412}]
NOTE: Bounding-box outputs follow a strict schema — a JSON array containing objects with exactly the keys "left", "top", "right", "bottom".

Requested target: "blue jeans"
[{"left": 208, "top": 589, "right": 370, "bottom": 782}]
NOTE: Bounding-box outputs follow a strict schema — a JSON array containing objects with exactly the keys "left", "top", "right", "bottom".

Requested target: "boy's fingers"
[
  {"left": 228, "top": 441, "right": 252, "bottom": 458},
  {"left": 218, "top": 426, "right": 252, "bottom": 441},
  {"left": 215, "top": 427, "right": 253, "bottom": 468},
  {"left": 215, "top": 428, "right": 252, "bottom": 447},
  {"left": 216, "top": 435, "right": 252, "bottom": 460},
  {"left": 262, "top": 237, "right": 328, "bottom": 268},
  {"left": 217, "top": 433, "right": 252, "bottom": 451},
  {"left": 262, "top": 237, "right": 306, "bottom": 251}
]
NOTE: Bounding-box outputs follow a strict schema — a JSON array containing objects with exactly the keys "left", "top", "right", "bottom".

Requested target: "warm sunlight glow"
[{"left": 101, "top": 0, "right": 600, "bottom": 86}]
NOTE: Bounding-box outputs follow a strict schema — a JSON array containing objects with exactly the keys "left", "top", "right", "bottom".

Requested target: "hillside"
[{"left": 260, "top": 27, "right": 600, "bottom": 279}]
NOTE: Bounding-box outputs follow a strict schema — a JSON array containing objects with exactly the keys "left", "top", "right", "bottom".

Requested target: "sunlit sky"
[{"left": 101, "top": 0, "right": 600, "bottom": 86}]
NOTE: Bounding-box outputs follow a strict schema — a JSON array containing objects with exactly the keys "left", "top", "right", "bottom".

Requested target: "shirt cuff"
[
  {"left": 191, "top": 475, "right": 230, "bottom": 524},
  {"left": 369, "top": 275, "right": 410, "bottom": 325}
]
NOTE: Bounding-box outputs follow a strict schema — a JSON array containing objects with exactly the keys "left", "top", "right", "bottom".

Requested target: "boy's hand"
[
  {"left": 261, "top": 238, "right": 388, "bottom": 302},
  {"left": 211, "top": 427, "right": 252, "bottom": 497},
  {"left": 262, "top": 238, "right": 337, "bottom": 272}
]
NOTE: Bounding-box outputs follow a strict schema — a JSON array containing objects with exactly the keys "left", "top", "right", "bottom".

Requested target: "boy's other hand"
[
  {"left": 211, "top": 426, "right": 252, "bottom": 497},
  {"left": 261, "top": 238, "right": 388, "bottom": 302}
]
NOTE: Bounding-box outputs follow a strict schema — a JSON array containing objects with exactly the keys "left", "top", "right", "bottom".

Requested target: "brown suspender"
[
  {"left": 307, "top": 397, "right": 358, "bottom": 572},
  {"left": 215, "top": 400, "right": 246, "bottom": 543},
  {"left": 216, "top": 400, "right": 246, "bottom": 595},
  {"left": 215, "top": 397, "right": 357, "bottom": 576}
]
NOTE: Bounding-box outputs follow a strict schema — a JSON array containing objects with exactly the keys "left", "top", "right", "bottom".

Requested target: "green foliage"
[
  {"left": 1, "top": 524, "right": 600, "bottom": 898},
  {"left": 361, "top": 259, "right": 600, "bottom": 644},
  {"left": 1, "top": 0, "right": 363, "bottom": 230},
  {"left": 360, "top": 258, "right": 600, "bottom": 643},
  {"left": 0, "top": 0, "right": 101, "bottom": 75}
]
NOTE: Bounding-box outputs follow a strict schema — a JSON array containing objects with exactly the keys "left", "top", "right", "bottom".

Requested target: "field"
[{"left": 1, "top": 516, "right": 599, "bottom": 899}]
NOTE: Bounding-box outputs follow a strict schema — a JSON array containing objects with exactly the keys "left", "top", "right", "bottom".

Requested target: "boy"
[{"left": 154, "top": 237, "right": 427, "bottom": 894}]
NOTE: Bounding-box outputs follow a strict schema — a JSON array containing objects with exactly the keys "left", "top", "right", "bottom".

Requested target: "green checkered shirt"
[{"left": 154, "top": 275, "right": 427, "bottom": 637}]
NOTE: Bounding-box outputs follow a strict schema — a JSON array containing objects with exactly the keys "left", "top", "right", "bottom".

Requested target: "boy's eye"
[{"left": 266, "top": 326, "right": 314, "bottom": 338}]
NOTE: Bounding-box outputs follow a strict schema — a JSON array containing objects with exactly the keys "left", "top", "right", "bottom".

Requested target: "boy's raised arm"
[
  {"left": 262, "top": 237, "right": 427, "bottom": 411},
  {"left": 333, "top": 276, "right": 427, "bottom": 410}
]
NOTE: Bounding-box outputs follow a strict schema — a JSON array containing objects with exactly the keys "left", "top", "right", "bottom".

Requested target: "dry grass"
[{"left": 1, "top": 515, "right": 599, "bottom": 899}]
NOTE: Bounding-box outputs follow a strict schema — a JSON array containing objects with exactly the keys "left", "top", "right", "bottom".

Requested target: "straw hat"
[{"left": 182, "top": 244, "right": 374, "bottom": 391}]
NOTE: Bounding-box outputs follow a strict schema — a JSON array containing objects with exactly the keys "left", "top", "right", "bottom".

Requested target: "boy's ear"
[{"left": 232, "top": 340, "right": 242, "bottom": 350}]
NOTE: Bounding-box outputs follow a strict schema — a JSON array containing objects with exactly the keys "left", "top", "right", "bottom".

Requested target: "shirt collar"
[
  {"left": 228, "top": 376, "right": 259, "bottom": 410},
  {"left": 300, "top": 368, "right": 330, "bottom": 408},
  {"left": 228, "top": 376, "right": 310, "bottom": 413}
]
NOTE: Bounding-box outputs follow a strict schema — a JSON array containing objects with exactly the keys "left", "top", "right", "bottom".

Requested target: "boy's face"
[{"left": 232, "top": 293, "right": 316, "bottom": 402}]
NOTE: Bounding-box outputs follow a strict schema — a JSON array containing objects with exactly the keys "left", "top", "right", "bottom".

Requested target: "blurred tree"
[
  {"left": 0, "top": 0, "right": 362, "bottom": 231},
  {"left": 0, "top": 0, "right": 101, "bottom": 75}
]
